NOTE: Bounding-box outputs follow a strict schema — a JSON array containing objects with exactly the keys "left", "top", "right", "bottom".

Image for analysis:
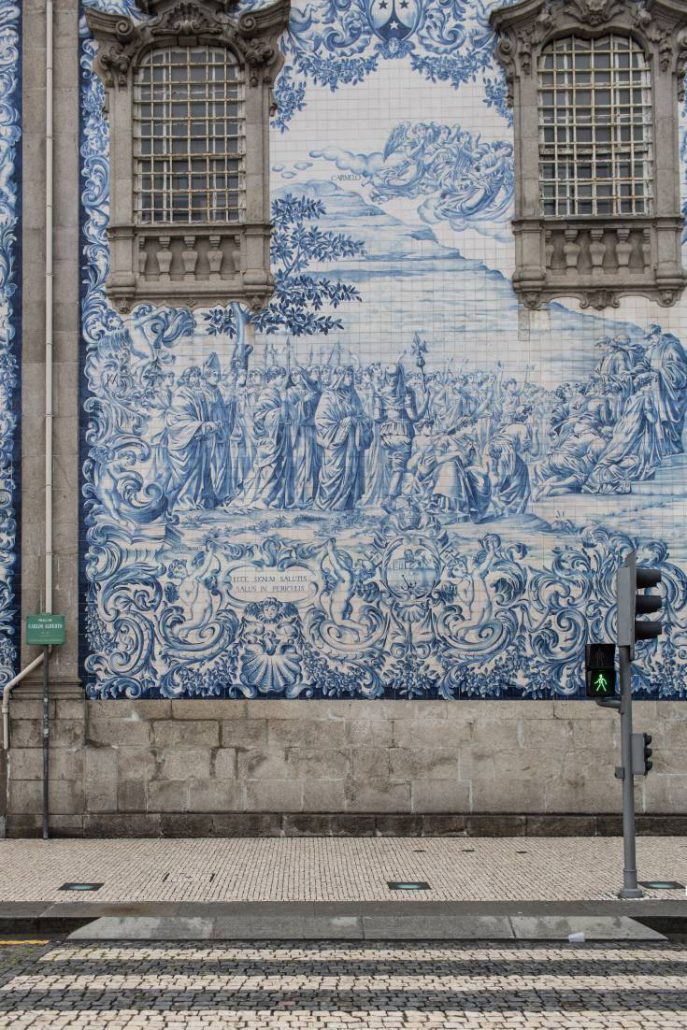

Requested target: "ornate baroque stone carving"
[
  {"left": 494, "top": 0, "right": 687, "bottom": 101},
  {"left": 88, "top": 0, "right": 287, "bottom": 90},
  {"left": 86, "top": 0, "right": 291, "bottom": 312},
  {"left": 579, "top": 290, "right": 621, "bottom": 311},
  {"left": 490, "top": 0, "right": 687, "bottom": 310}
]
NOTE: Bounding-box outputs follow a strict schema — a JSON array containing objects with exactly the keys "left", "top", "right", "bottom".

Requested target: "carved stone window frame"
[
  {"left": 86, "top": 0, "right": 290, "bottom": 312},
  {"left": 490, "top": 0, "right": 687, "bottom": 310}
]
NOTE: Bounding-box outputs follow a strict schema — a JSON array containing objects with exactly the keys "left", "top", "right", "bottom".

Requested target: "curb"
[{"left": 2, "top": 900, "right": 686, "bottom": 942}]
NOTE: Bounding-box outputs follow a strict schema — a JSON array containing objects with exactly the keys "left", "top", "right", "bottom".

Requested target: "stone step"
[{"left": 67, "top": 911, "right": 666, "bottom": 942}]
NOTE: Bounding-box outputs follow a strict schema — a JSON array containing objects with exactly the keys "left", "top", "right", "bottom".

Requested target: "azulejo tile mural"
[
  {"left": 0, "top": 1, "right": 21, "bottom": 689},
  {"left": 79, "top": 0, "right": 687, "bottom": 700}
]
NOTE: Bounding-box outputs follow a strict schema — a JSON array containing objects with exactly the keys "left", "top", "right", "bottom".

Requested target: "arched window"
[
  {"left": 490, "top": 0, "right": 687, "bottom": 310},
  {"left": 539, "top": 35, "right": 653, "bottom": 218},
  {"left": 86, "top": 0, "right": 290, "bottom": 312}
]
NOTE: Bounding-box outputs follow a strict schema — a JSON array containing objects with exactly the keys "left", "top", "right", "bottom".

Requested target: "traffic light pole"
[
  {"left": 614, "top": 549, "right": 662, "bottom": 899},
  {"left": 618, "top": 642, "right": 643, "bottom": 899}
]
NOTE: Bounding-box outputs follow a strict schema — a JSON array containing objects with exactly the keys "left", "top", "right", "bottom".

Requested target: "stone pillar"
[{"left": 9, "top": 0, "right": 84, "bottom": 836}]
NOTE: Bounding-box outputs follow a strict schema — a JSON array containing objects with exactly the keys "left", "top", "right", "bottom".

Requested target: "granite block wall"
[{"left": 6, "top": 696, "right": 687, "bottom": 836}]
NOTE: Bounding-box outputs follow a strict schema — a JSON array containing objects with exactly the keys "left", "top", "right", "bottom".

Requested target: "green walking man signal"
[
  {"left": 585, "top": 643, "right": 616, "bottom": 699},
  {"left": 591, "top": 670, "right": 612, "bottom": 695}
]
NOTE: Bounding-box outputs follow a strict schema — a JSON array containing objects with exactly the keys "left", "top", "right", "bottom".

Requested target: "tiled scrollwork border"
[{"left": 0, "top": 2, "right": 22, "bottom": 689}]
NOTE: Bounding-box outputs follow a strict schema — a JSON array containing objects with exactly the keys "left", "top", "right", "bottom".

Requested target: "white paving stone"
[{"left": 0, "top": 837, "right": 685, "bottom": 903}]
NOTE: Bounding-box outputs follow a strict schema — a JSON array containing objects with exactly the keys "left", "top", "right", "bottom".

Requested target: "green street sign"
[{"left": 26, "top": 614, "right": 65, "bottom": 646}]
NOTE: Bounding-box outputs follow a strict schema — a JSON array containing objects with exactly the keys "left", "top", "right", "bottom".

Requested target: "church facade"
[{"left": 2, "top": 0, "right": 686, "bottom": 836}]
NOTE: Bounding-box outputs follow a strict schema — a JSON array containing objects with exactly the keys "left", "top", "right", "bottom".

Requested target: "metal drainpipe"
[
  {"left": 42, "top": 0, "right": 55, "bottom": 841},
  {"left": 2, "top": 654, "right": 46, "bottom": 751}
]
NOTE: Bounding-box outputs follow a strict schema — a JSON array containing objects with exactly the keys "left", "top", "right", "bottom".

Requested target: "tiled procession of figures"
[{"left": 138, "top": 322, "right": 686, "bottom": 519}]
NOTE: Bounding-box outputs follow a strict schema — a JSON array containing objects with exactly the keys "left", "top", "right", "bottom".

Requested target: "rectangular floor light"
[
  {"left": 58, "top": 883, "right": 104, "bottom": 892},
  {"left": 638, "top": 880, "right": 684, "bottom": 890},
  {"left": 387, "top": 881, "right": 431, "bottom": 891}
]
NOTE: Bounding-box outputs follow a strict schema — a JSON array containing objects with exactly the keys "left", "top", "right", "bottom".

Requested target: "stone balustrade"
[
  {"left": 137, "top": 227, "right": 243, "bottom": 285},
  {"left": 514, "top": 216, "right": 686, "bottom": 310},
  {"left": 544, "top": 222, "right": 652, "bottom": 278},
  {"left": 106, "top": 221, "right": 274, "bottom": 311}
]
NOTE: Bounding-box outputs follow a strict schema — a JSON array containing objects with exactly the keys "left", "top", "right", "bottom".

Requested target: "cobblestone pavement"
[
  {"left": 1, "top": 940, "right": 687, "bottom": 1029},
  {"left": 1, "top": 837, "right": 686, "bottom": 903}
]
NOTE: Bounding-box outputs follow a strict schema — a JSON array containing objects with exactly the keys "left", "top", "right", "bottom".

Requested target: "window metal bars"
[
  {"left": 538, "top": 35, "right": 653, "bottom": 218},
  {"left": 133, "top": 47, "right": 246, "bottom": 225}
]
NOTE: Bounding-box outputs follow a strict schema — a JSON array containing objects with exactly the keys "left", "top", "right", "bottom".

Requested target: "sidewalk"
[{"left": 2, "top": 837, "right": 685, "bottom": 941}]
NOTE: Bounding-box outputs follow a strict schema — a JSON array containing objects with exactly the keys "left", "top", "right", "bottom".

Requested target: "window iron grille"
[
  {"left": 133, "top": 47, "right": 246, "bottom": 225},
  {"left": 538, "top": 35, "right": 653, "bottom": 218}
]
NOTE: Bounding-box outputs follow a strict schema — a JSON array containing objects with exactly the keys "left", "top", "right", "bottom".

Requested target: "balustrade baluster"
[
  {"left": 208, "top": 235, "right": 224, "bottom": 281},
  {"left": 182, "top": 236, "right": 198, "bottom": 281},
  {"left": 157, "top": 236, "right": 172, "bottom": 282},
  {"left": 563, "top": 229, "right": 580, "bottom": 271}
]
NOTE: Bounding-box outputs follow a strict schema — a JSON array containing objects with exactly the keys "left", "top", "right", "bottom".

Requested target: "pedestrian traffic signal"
[
  {"left": 617, "top": 550, "right": 663, "bottom": 658},
  {"left": 588, "top": 669, "right": 615, "bottom": 697},
  {"left": 585, "top": 643, "right": 616, "bottom": 698}
]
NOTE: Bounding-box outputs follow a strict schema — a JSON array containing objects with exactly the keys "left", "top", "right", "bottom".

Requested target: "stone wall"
[{"left": 6, "top": 694, "right": 686, "bottom": 837}]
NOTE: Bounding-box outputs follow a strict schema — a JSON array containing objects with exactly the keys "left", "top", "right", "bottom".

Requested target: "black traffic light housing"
[
  {"left": 631, "top": 731, "right": 654, "bottom": 775},
  {"left": 585, "top": 643, "right": 616, "bottom": 698},
  {"left": 617, "top": 551, "right": 663, "bottom": 659},
  {"left": 643, "top": 733, "right": 653, "bottom": 774}
]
